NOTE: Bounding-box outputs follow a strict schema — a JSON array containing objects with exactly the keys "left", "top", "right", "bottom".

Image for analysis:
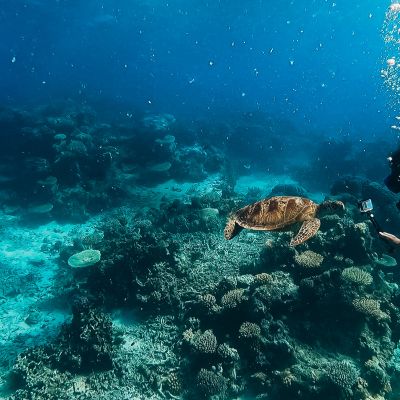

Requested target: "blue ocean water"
[
  {"left": 1, "top": 1, "right": 400, "bottom": 399},
  {"left": 0, "top": 0, "right": 392, "bottom": 133}
]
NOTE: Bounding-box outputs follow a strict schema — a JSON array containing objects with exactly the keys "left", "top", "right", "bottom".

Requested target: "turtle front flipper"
[
  {"left": 290, "top": 218, "right": 321, "bottom": 246},
  {"left": 224, "top": 218, "right": 244, "bottom": 240}
]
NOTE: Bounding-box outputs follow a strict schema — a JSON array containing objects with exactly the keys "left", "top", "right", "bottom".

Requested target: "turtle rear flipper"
[
  {"left": 224, "top": 218, "right": 244, "bottom": 240},
  {"left": 290, "top": 218, "right": 320, "bottom": 246}
]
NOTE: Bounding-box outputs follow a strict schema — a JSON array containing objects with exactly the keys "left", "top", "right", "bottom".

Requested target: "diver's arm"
[{"left": 379, "top": 232, "right": 400, "bottom": 245}]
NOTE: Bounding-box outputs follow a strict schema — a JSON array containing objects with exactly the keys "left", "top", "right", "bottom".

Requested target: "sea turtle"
[{"left": 224, "top": 196, "right": 345, "bottom": 246}]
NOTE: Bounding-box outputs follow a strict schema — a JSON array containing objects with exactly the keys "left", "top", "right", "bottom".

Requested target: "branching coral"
[
  {"left": 252, "top": 271, "right": 298, "bottom": 310},
  {"left": 196, "top": 368, "right": 227, "bottom": 397},
  {"left": 163, "top": 372, "right": 183, "bottom": 397},
  {"left": 9, "top": 346, "right": 71, "bottom": 399},
  {"left": 56, "top": 299, "right": 114, "bottom": 372},
  {"left": 238, "top": 322, "right": 261, "bottom": 339},
  {"left": 237, "top": 274, "right": 255, "bottom": 287},
  {"left": 8, "top": 300, "right": 115, "bottom": 399},
  {"left": 221, "top": 288, "right": 247, "bottom": 309},
  {"left": 198, "top": 293, "right": 221, "bottom": 314},
  {"left": 253, "top": 272, "right": 273, "bottom": 285},
  {"left": 217, "top": 343, "right": 239, "bottom": 362},
  {"left": 364, "top": 358, "right": 392, "bottom": 394},
  {"left": 192, "top": 329, "right": 218, "bottom": 354},
  {"left": 352, "top": 298, "right": 389, "bottom": 321},
  {"left": 174, "top": 231, "right": 262, "bottom": 293},
  {"left": 294, "top": 250, "right": 324, "bottom": 268},
  {"left": 341, "top": 267, "right": 373, "bottom": 286}
]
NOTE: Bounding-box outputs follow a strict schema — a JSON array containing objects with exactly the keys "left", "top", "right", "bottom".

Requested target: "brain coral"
[
  {"left": 68, "top": 249, "right": 101, "bottom": 268},
  {"left": 341, "top": 267, "right": 372, "bottom": 286},
  {"left": 294, "top": 250, "right": 323, "bottom": 268}
]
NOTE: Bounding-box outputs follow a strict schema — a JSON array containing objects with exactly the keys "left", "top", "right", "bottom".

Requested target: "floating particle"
[
  {"left": 11, "top": 56, "right": 16, "bottom": 63},
  {"left": 391, "top": 125, "right": 400, "bottom": 130}
]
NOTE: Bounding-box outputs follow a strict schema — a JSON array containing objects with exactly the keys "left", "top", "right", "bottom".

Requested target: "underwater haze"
[
  {"left": 2, "top": 1, "right": 400, "bottom": 400},
  {"left": 0, "top": 0, "right": 392, "bottom": 133}
]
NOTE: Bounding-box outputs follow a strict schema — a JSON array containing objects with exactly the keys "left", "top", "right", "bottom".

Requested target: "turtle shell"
[{"left": 233, "top": 196, "right": 317, "bottom": 231}]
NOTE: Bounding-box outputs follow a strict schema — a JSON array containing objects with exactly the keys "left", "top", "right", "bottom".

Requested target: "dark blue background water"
[{"left": 0, "top": 0, "right": 392, "bottom": 136}]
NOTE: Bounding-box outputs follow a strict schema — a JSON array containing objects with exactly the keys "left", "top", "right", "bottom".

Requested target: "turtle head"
[
  {"left": 224, "top": 217, "right": 243, "bottom": 240},
  {"left": 317, "top": 200, "right": 345, "bottom": 216}
]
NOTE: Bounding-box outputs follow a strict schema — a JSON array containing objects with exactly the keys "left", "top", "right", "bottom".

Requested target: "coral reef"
[
  {"left": 56, "top": 298, "right": 114, "bottom": 372},
  {"left": 3, "top": 104, "right": 400, "bottom": 400},
  {"left": 325, "top": 360, "right": 359, "bottom": 390},
  {"left": 341, "top": 266, "right": 373, "bottom": 286},
  {"left": 8, "top": 300, "right": 115, "bottom": 399},
  {"left": 352, "top": 298, "right": 389, "bottom": 321},
  {"left": 191, "top": 330, "right": 218, "bottom": 355},
  {"left": 238, "top": 321, "right": 261, "bottom": 339},
  {"left": 294, "top": 250, "right": 324, "bottom": 269},
  {"left": 170, "top": 194, "right": 400, "bottom": 399},
  {"left": 196, "top": 368, "right": 228, "bottom": 398}
]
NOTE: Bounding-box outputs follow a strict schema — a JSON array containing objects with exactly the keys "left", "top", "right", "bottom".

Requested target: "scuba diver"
[
  {"left": 379, "top": 147, "right": 400, "bottom": 246},
  {"left": 379, "top": 231, "right": 400, "bottom": 245}
]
